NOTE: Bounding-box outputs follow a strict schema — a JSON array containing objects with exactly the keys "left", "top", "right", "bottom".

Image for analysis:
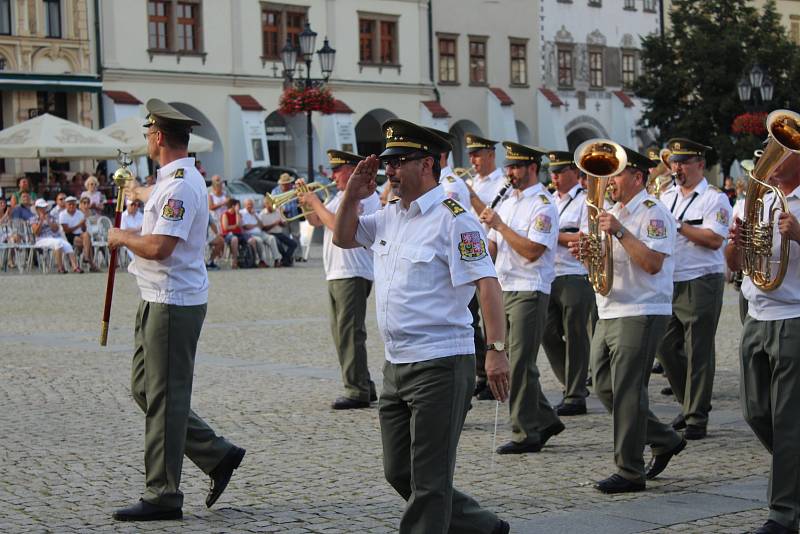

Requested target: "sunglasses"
[{"left": 382, "top": 154, "right": 429, "bottom": 169}]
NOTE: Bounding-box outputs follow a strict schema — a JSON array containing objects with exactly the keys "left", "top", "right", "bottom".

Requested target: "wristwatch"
[
  {"left": 486, "top": 341, "right": 505, "bottom": 352},
  {"left": 614, "top": 228, "right": 625, "bottom": 240}
]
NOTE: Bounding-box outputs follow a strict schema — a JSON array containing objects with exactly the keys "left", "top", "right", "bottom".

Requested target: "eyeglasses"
[
  {"left": 383, "top": 154, "right": 429, "bottom": 169},
  {"left": 142, "top": 129, "right": 159, "bottom": 141}
]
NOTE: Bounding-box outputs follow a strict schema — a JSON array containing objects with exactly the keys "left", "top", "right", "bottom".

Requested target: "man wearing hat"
[
  {"left": 569, "top": 145, "right": 685, "bottom": 493},
  {"left": 59, "top": 195, "right": 100, "bottom": 272},
  {"left": 655, "top": 138, "right": 731, "bottom": 440},
  {"left": 108, "top": 99, "right": 245, "bottom": 521},
  {"left": 332, "top": 119, "right": 511, "bottom": 534},
  {"left": 32, "top": 197, "right": 81, "bottom": 273},
  {"left": 272, "top": 172, "right": 302, "bottom": 260},
  {"left": 298, "top": 149, "right": 381, "bottom": 409},
  {"left": 480, "top": 141, "right": 564, "bottom": 454},
  {"left": 425, "top": 127, "right": 471, "bottom": 205},
  {"left": 541, "top": 150, "right": 593, "bottom": 416}
]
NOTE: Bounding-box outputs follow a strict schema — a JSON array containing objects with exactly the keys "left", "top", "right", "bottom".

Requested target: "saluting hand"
[
  {"left": 486, "top": 350, "right": 510, "bottom": 403},
  {"left": 345, "top": 155, "right": 379, "bottom": 201},
  {"left": 778, "top": 212, "right": 800, "bottom": 244},
  {"left": 479, "top": 207, "right": 503, "bottom": 230}
]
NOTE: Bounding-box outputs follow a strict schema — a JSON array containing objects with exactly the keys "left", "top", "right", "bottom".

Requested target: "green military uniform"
[{"left": 116, "top": 100, "right": 242, "bottom": 517}]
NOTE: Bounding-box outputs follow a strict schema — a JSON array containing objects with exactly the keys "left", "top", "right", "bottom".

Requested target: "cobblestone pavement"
[{"left": 0, "top": 250, "right": 772, "bottom": 533}]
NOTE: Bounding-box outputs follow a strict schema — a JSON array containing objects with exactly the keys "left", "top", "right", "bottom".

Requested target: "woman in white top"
[
  {"left": 80, "top": 175, "right": 106, "bottom": 216},
  {"left": 208, "top": 175, "right": 228, "bottom": 221}
]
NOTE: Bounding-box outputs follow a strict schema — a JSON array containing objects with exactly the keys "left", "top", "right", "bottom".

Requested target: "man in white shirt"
[
  {"left": 240, "top": 198, "right": 275, "bottom": 268},
  {"left": 569, "top": 145, "right": 685, "bottom": 494},
  {"left": 333, "top": 119, "right": 511, "bottom": 534},
  {"left": 60, "top": 195, "right": 99, "bottom": 272},
  {"left": 258, "top": 200, "right": 297, "bottom": 266},
  {"left": 120, "top": 199, "right": 144, "bottom": 263},
  {"left": 426, "top": 127, "right": 471, "bottom": 206},
  {"left": 299, "top": 149, "right": 381, "bottom": 409},
  {"left": 656, "top": 138, "right": 732, "bottom": 440},
  {"left": 108, "top": 99, "right": 244, "bottom": 521},
  {"left": 480, "top": 141, "right": 564, "bottom": 454},
  {"left": 541, "top": 150, "right": 593, "bottom": 416},
  {"left": 725, "top": 148, "right": 800, "bottom": 534},
  {"left": 50, "top": 192, "right": 67, "bottom": 218}
]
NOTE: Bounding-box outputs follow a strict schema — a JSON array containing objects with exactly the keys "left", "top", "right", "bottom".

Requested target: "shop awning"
[{"left": 0, "top": 73, "right": 102, "bottom": 93}]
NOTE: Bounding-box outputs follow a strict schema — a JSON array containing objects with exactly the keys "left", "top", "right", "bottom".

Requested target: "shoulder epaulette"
[
  {"left": 643, "top": 199, "right": 657, "bottom": 208},
  {"left": 173, "top": 168, "right": 185, "bottom": 179},
  {"left": 539, "top": 194, "right": 550, "bottom": 204},
  {"left": 446, "top": 176, "right": 456, "bottom": 183},
  {"left": 442, "top": 198, "right": 465, "bottom": 216}
]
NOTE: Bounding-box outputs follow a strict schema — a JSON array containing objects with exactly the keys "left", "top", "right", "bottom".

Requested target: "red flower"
[
  {"left": 731, "top": 112, "right": 768, "bottom": 137},
  {"left": 279, "top": 87, "right": 336, "bottom": 115}
]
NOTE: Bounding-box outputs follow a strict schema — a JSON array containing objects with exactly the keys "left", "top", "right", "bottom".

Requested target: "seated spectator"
[
  {"left": 208, "top": 175, "right": 228, "bottom": 220},
  {"left": 220, "top": 198, "right": 243, "bottom": 269},
  {"left": 11, "top": 192, "right": 36, "bottom": 221},
  {"left": 258, "top": 196, "right": 297, "bottom": 266},
  {"left": 10, "top": 177, "right": 37, "bottom": 208},
  {"left": 80, "top": 175, "right": 106, "bottom": 216},
  {"left": 50, "top": 193, "right": 67, "bottom": 218},
  {"left": 0, "top": 196, "right": 11, "bottom": 225},
  {"left": 32, "top": 198, "right": 80, "bottom": 273},
  {"left": 272, "top": 174, "right": 302, "bottom": 257},
  {"left": 120, "top": 199, "right": 143, "bottom": 264},
  {"left": 60, "top": 196, "right": 99, "bottom": 272},
  {"left": 240, "top": 198, "right": 275, "bottom": 268},
  {"left": 206, "top": 213, "right": 224, "bottom": 270},
  {"left": 78, "top": 196, "right": 99, "bottom": 235},
  {"left": 0, "top": 197, "right": 15, "bottom": 245}
]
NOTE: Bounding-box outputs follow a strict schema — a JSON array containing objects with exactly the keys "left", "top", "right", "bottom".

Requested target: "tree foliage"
[{"left": 634, "top": 0, "right": 799, "bottom": 171}]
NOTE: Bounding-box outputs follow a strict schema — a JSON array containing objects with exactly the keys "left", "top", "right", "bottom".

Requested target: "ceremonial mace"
[{"left": 100, "top": 152, "right": 134, "bottom": 346}]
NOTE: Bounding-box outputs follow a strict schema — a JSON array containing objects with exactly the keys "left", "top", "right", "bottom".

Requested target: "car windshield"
[{"left": 227, "top": 182, "right": 255, "bottom": 194}]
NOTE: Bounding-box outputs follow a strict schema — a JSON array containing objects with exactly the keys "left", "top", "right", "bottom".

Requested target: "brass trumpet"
[
  {"left": 740, "top": 109, "right": 800, "bottom": 291},
  {"left": 646, "top": 148, "right": 675, "bottom": 198},
  {"left": 574, "top": 139, "right": 628, "bottom": 296},
  {"left": 265, "top": 181, "right": 337, "bottom": 222}
]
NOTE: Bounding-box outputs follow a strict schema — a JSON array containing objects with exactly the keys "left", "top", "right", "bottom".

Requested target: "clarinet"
[{"left": 489, "top": 177, "right": 512, "bottom": 209}]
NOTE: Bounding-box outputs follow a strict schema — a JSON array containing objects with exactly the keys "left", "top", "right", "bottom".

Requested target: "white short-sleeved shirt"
[
  {"left": 742, "top": 186, "right": 800, "bottom": 320},
  {"left": 554, "top": 184, "right": 589, "bottom": 276},
  {"left": 488, "top": 183, "right": 558, "bottom": 293},
  {"left": 239, "top": 208, "right": 261, "bottom": 237},
  {"left": 439, "top": 167, "right": 471, "bottom": 206},
  {"left": 59, "top": 209, "right": 86, "bottom": 234},
  {"left": 660, "top": 178, "right": 731, "bottom": 282},
  {"left": 597, "top": 189, "right": 676, "bottom": 319},
  {"left": 121, "top": 209, "right": 143, "bottom": 232},
  {"left": 324, "top": 191, "right": 380, "bottom": 281},
  {"left": 355, "top": 185, "right": 497, "bottom": 363},
  {"left": 128, "top": 157, "right": 209, "bottom": 306}
]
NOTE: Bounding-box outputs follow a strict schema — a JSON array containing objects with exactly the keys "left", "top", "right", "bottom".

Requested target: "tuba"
[
  {"left": 646, "top": 148, "right": 675, "bottom": 198},
  {"left": 574, "top": 139, "right": 628, "bottom": 296},
  {"left": 740, "top": 109, "right": 800, "bottom": 291}
]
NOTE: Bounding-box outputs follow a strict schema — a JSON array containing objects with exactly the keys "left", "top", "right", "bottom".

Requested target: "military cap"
[
  {"left": 142, "top": 98, "right": 201, "bottom": 132},
  {"left": 502, "top": 141, "right": 547, "bottom": 167},
  {"left": 465, "top": 133, "right": 498, "bottom": 153},
  {"left": 327, "top": 149, "right": 364, "bottom": 169},
  {"left": 645, "top": 145, "right": 662, "bottom": 161},
  {"left": 666, "top": 138, "right": 711, "bottom": 162},
  {"left": 379, "top": 119, "right": 452, "bottom": 158},
  {"left": 621, "top": 144, "right": 657, "bottom": 172},
  {"left": 423, "top": 127, "right": 455, "bottom": 154},
  {"left": 546, "top": 150, "right": 575, "bottom": 173}
]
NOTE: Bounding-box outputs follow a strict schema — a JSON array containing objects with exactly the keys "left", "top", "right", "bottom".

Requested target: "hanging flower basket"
[
  {"left": 278, "top": 86, "right": 335, "bottom": 115},
  {"left": 731, "top": 112, "right": 768, "bottom": 137}
]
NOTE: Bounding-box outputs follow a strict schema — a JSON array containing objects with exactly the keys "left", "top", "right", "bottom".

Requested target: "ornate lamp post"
[
  {"left": 737, "top": 64, "right": 774, "bottom": 107},
  {"left": 280, "top": 23, "right": 336, "bottom": 182}
]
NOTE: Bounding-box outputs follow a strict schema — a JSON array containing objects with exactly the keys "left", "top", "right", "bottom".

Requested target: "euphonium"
[
  {"left": 265, "top": 181, "right": 337, "bottom": 222},
  {"left": 740, "top": 109, "right": 800, "bottom": 291},
  {"left": 646, "top": 148, "right": 675, "bottom": 198},
  {"left": 574, "top": 139, "right": 628, "bottom": 296}
]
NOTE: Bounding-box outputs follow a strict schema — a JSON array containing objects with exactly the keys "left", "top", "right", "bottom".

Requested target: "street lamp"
[
  {"left": 738, "top": 64, "right": 774, "bottom": 107},
  {"left": 280, "top": 23, "right": 336, "bottom": 183}
]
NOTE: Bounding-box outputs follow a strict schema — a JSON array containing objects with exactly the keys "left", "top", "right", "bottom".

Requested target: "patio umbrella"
[
  {"left": 0, "top": 113, "right": 130, "bottom": 159},
  {"left": 101, "top": 116, "right": 213, "bottom": 156}
]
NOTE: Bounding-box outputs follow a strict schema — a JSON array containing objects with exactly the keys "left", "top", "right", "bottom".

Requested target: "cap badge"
[{"left": 385, "top": 127, "right": 393, "bottom": 139}]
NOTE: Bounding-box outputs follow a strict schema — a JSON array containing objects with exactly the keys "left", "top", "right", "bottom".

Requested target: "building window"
[
  {"left": 469, "top": 38, "right": 487, "bottom": 84},
  {"left": 176, "top": 2, "right": 199, "bottom": 52},
  {"left": 622, "top": 52, "right": 636, "bottom": 88},
  {"left": 44, "top": 0, "right": 61, "bottom": 38},
  {"left": 643, "top": 0, "right": 657, "bottom": 12},
  {"left": 261, "top": 5, "right": 308, "bottom": 60},
  {"left": 148, "top": 1, "right": 169, "bottom": 49},
  {"left": 358, "top": 13, "right": 398, "bottom": 65},
  {"left": 624, "top": 0, "right": 635, "bottom": 9},
  {"left": 438, "top": 37, "right": 457, "bottom": 83},
  {"left": 510, "top": 40, "right": 527, "bottom": 86},
  {"left": 792, "top": 16, "right": 800, "bottom": 45},
  {"left": 589, "top": 49, "right": 604, "bottom": 88},
  {"left": 557, "top": 48, "right": 573, "bottom": 88},
  {"left": 147, "top": 0, "right": 203, "bottom": 55},
  {"left": 0, "top": 0, "right": 11, "bottom": 35}
]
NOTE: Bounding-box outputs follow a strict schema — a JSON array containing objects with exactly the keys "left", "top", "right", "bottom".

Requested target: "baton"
[{"left": 100, "top": 153, "right": 134, "bottom": 346}]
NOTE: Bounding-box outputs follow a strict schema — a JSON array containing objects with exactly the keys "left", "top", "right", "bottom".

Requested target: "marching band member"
[
  {"left": 570, "top": 145, "right": 685, "bottom": 493},
  {"left": 333, "top": 119, "right": 510, "bottom": 534},
  {"left": 656, "top": 139, "right": 732, "bottom": 439},
  {"left": 725, "top": 149, "right": 800, "bottom": 534},
  {"left": 427, "top": 127, "right": 471, "bottom": 205},
  {"left": 480, "top": 141, "right": 564, "bottom": 454},
  {"left": 298, "top": 150, "right": 381, "bottom": 410},
  {"left": 541, "top": 150, "right": 593, "bottom": 416}
]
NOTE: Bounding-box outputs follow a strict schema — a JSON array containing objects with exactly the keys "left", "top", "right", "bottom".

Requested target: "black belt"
[{"left": 684, "top": 219, "right": 703, "bottom": 226}]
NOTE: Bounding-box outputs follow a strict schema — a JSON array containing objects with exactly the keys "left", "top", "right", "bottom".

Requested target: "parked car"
[
  {"left": 225, "top": 180, "right": 264, "bottom": 211},
  {"left": 239, "top": 165, "right": 298, "bottom": 195}
]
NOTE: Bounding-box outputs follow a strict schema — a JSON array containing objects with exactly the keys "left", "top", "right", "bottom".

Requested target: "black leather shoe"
[
  {"left": 646, "top": 438, "right": 686, "bottom": 480},
  {"left": 755, "top": 520, "right": 799, "bottom": 534},
  {"left": 594, "top": 474, "right": 645, "bottom": 494},
  {"left": 671, "top": 413, "right": 686, "bottom": 430},
  {"left": 474, "top": 381, "right": 488, "bottom": 397},
  {"left": 331, "top": 397, "right": 370, "bottom": 410},
  {"left": 684, "top": 424, "right": 707, "bottom": 440},
  {"left": 206, "top": 446, "right": 246, "bottom": 508},
  {"left": 661, "top": 386, "right": 673, "bottom": 396},
  {"left": 491, "top": 519, "right": 511, "bottom": 534},
  {"left": 557, "top": 402, "right": 587, "bottom": 416},
  {"left": 476, "top": 387, "right": 495, "bottom": 401},
  {"left": 652, "top": 362, "right": 664, "bottom": 374},
  {"left": 540, "top": 421, "right": 566, "bottom": 446},
  {"left": 113, "top": 500, "right": 182, "bottom": 521},
  {"left": 496, "top": 440, "right": 542, "bottom": 454}
]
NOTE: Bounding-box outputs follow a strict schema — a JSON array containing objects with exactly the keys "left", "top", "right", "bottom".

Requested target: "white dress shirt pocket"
[{"left": 398, "top": 244, "right": 437, "bottom": 286}]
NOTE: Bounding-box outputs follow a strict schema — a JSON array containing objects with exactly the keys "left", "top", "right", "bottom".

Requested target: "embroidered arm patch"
[
  {"left": 459, "top": 231, "right": 487, "bottom": 261},
  {"left": 533, "top": 214, "right": 552, "bottom": 233},
  {"left": 647, "top": 219, "right": 667, "bottom": 239},
  {"left": 161, "top": 199, "right": 185, "bottom": 221},
  {"left": 715, "top": 208, "right": 729, "bottom": 226}
]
